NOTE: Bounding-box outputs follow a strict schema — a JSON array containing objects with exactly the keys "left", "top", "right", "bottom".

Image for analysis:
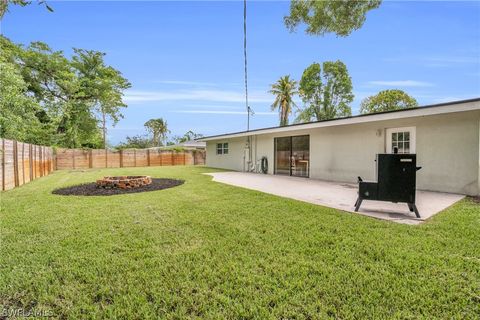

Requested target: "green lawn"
[{"left": 1, "top": 166, "right": 479, "bottom": 319}]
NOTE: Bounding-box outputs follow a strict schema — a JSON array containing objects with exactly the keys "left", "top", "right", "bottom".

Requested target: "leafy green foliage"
[
  {"left": 1, "top": 167, "right": 479, "bottom": 318},
  {"left": 116, "top": 134, "right": 154, "bottom": 149},
  {"left": 171, "top": 130, "right": 204, "bottom": 144},
  {"left": 0, "top": 57, "right": 47, "bottom": 143},
  {"left": 0, "top": 0, "right": 53, "bottom": 20},
  {"left": 360, "top": 89, "right": 418, "bottom": 114},
  {"left": 71, "top": 48, "right": 131, "bottom": 147},
  {"left": 285, "top": 0, "right": 382, "bottom": 36},
  {"left": 296, "top": 61, "right": 353, "bottom": 123},
  {"left": 0, "top": 36, "right": 130, "bottom": 148},
  {"left": 269, "top": 75, "right": 299, "bottom": 126},
  {"left": 144, "top": 118, "right": 169, "bottom": 147}
]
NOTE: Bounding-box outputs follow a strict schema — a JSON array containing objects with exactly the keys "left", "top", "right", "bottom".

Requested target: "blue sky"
[{"left": 3, "top": 1, "right": 480, "bottom": 144}]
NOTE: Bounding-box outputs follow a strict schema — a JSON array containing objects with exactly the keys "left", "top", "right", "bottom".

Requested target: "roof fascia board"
[{"left": 201, "top": 99, "right": 480, "bottom": 141}]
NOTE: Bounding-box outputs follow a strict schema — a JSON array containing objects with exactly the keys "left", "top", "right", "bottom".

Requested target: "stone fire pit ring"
[{"left": 96, "top": 176, "right": 152, "bottom": 189}]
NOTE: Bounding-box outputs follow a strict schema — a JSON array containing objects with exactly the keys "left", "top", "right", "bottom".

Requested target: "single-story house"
[{"left": 201, "top": 98, "right": 480, "bottom": 196}]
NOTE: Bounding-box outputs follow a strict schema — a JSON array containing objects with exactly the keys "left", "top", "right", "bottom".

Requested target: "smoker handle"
[{"left": 416, "top": 166, "right": 422, "bottom": 171}]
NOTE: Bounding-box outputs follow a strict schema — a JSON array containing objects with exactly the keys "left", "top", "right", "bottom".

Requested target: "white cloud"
[
  {"left": 384, "top": 56, "right": 480, "bottom": 68},
  {"left": 367, "top": 80, "right": 434, "bottom": 87},
  {"left": 431, "top": 95, "right": 479, "bottom": 103},
  {"left": 124, "top": 89, "right": 271, "bottom": 104},
  {"left": 155, "top": 80, "right": 218, "bottom": 86},
  {"left": 426, "top": 56, "right": 479, "bottom": 64},
  {"left": 181, "top": 104, "right": 244, "bottom": 110},
  {"left": 173, "top": 110, "right": 276, "bottom": 116}
]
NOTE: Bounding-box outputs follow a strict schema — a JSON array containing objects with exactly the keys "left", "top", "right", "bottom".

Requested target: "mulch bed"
[{"left": 52, "top": 178, "right": 184, "bottom": 196}]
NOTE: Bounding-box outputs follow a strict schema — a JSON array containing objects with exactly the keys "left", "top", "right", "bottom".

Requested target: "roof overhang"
[{"left": 200, "top": 98, "right": 480, "bottom": 141}]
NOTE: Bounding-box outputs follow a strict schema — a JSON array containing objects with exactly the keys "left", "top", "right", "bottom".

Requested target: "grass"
[{"left": 1, "top": 166, "right": 479, "bottom": 319}]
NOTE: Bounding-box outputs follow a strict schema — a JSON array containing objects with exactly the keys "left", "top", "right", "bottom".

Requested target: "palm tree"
[
  {"left": 144, "top": 118, "right": 169, "bottom": 147},
  {"left": 269, "top": 75, "right": 298, "bottom": 126}
]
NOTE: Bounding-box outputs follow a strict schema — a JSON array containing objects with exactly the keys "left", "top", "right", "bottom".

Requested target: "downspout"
[{"left": 253, "top": 136, "right": 258, "bottom": 170}]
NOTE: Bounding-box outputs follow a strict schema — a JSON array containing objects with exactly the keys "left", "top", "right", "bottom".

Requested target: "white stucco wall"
[
  {"left": 205, "top": 137, "right": 246, "bottom": 172},
  {"left": 206, "top": 109, "right": 480, "bottom": 196}
]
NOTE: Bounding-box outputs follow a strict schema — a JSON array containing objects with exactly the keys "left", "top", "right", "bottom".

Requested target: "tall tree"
[
  {"left": 144, "top": 118, "right": 169, "bottom": 147},
  {"left": 179, "top": 130, "right": 204, "bottom": 143},
  {"left": 284, "top": 0, "right": 381, "bottom": 37},
  {"left": 360, "top": 89, "right": 418, "bottom": 114},
  {"left": 269, "top": 75, "right": 298, "bottom": 126},
  {"left": 296, "top": 61, "right": 353, "bottom": 123},
  {"left": 0, "top": 56, "right": 46, "bottom": 143},
  {"left": 0, "top": 36, "right": 130, "bottom": 148},
  {"left": 71, "top": 49, "right": 131, "bottom": 148},
  {"left": 18, "top": 41, "right": 100, "bottom": 147}
]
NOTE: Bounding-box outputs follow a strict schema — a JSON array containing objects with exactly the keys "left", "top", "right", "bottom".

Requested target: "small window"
[
  {"left": 216, "top": 142, "right": 229, "bottom": 155},
  {"left": 386, "top": 127, "right": 416, "bottom": 154}
]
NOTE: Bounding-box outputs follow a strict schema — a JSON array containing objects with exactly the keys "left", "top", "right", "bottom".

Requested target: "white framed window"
[
  {"left": 386, "top": 127, "right": 416, "bottom": 154},
  {"left": 216, "top": 143, "right": 229, "bottom": 155}
]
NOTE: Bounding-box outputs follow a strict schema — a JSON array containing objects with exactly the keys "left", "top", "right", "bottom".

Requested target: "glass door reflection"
[{"left": 274, "top": 135, "right": 309, "bottom": 177}]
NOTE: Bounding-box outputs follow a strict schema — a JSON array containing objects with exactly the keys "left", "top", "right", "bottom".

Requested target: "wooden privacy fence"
[
  {"left": 1, "top": 139, "right": 55, "bottom": 191},
  {"left": 55, "top": 148, "right": 206, "bottom": 170},
  {"left": 1, "top": 139, "right": 206, "bottom": 191}
]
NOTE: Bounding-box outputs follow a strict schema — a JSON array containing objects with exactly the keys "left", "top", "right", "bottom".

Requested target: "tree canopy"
[
  {"left": 0, "top": 55, "right": 46, "bottom": 143},
  {"left": 0, "top": 0, "right": 52, "bottom": 20},
  {"left": 269, "top": 75, "right": 299, "bottom": 126},
  {"left": 360, "top": 89, "right": 418, "bottom": 114},
  {"left": 117, "top": 134, "right": 153, "bottom": 149},
  {"left": 173, "top": 130, "right": 204, "bottom": 144},
  {"left": 296, "top": 61, "right": 353, "bottom": 123},
  {"left": 284, "top": 0, "right": 381, "bottom": 37},
  {"left": 0, "top": 36, "right": 130, "bottom": 148},
  {"left": 144, "top": 118, "right": 169, "bottom": 147}
]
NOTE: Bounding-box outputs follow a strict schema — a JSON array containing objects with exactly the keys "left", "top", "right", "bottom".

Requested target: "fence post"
[
  {"left": 183, "top": 151, "right": 186, "bottom": 165},
  {"left": 48, "top": 148, "right": 51, "bottom": 173},
  {"left": 105, "top": 149, "right": 108, "bottom": 168},
  {"left": 147, "top": 149, "right": 151, "bottom": 166},
  {"left": 42, "top": 146, "right": 45, "bottom": 176},
  {"left": 134, "top": 149, "right": 137, "bottom": 167},
  {"left": 40, "top": 146, "right": 44, "bottom": 177},
  {"left": 171, "top": 151, "right": 174, "bottom": 166},
  {"left": 52, "top": 148, "right": 58, "bottom": 170},
  {"left": 39, "top": 146, "right": 42, "bottom": 176},
  {"left": 72, "top": 149, "right": 76, "bottom": 169},
  {"left": 89, "top": 149, "right": 93, "bottom": 168},
  {"left": 29, "top": 144, "right": 33, "bottom": 181},
  {"left": 120, "top": 149, "right": 123, "bottom": 167},
  {"left": 13, "top": 141, "right": 19, "bottom": 187},
  {"left": 38, "top": 146, "right": 40, "bottom": 177},
  {"left": 22, "top": 143, "right": 25, "bottom": 185}
]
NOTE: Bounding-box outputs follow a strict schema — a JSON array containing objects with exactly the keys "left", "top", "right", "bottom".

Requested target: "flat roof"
[{"left": 200, "top": 97, "right": 480, "bottom": 141}]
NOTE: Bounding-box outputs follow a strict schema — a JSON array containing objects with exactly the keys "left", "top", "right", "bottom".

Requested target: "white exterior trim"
[
  {"left": 386, "top": 126, "right": 416, "bottom": 153},
  {"left": 201, "top": 99, "right": 480, "bottom": 142}
]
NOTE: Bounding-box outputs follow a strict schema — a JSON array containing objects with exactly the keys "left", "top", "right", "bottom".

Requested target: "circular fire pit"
[
  {"left": 52, "top": 178, "right": 184, "bottom": 196},
  {"left": 96, "top": 176, "right": 152, "bottom": 189}
]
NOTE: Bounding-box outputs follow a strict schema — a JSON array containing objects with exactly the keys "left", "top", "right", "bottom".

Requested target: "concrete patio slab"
[{"left": 205, "top": 172, "right": 464, "bottom": 225}]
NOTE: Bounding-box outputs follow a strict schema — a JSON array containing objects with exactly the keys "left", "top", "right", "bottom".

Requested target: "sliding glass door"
[
  {"left": 274, "top": 137, "right": 291, "bottom": 175},
  {"left": 274, "top": 135, "right": 310, "bottom": 177}
]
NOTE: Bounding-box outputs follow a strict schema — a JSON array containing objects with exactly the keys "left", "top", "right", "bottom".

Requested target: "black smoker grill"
[{"left": 355, "top": 154, "right": 422, "bottom": 218}]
